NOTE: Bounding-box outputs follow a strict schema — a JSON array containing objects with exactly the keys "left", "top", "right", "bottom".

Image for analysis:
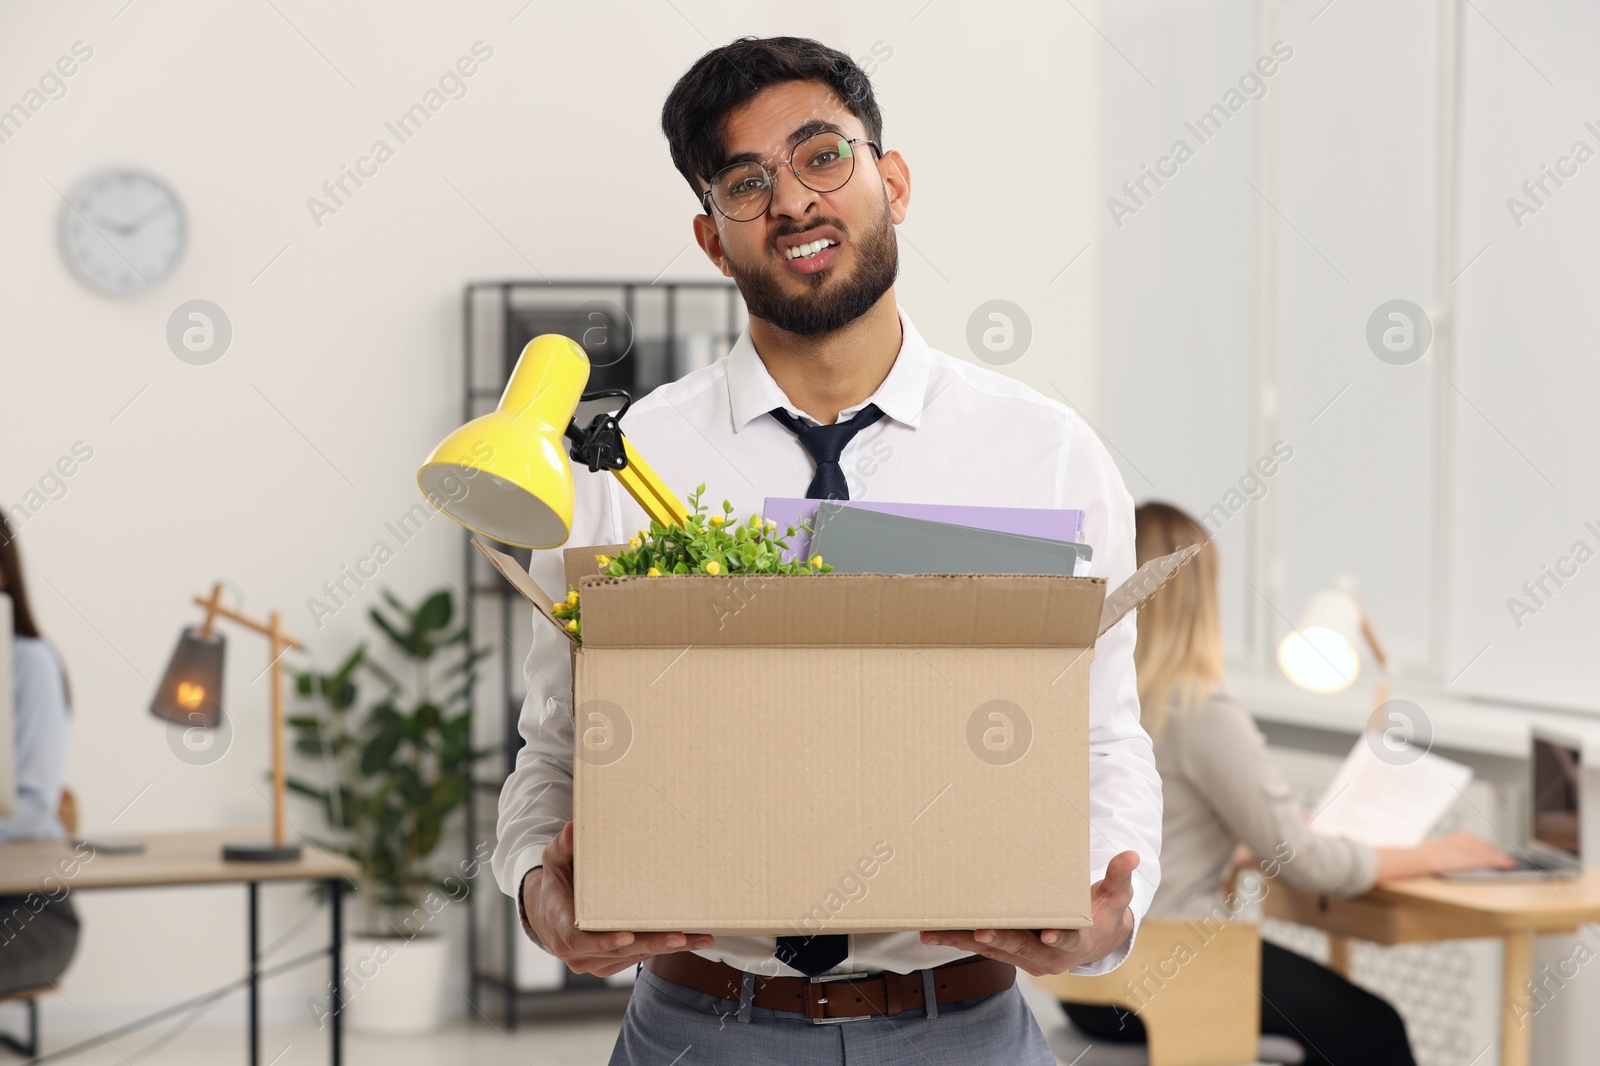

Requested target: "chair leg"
[{"left": 0, "top": 997, "right": 39, "bottom": 1058}]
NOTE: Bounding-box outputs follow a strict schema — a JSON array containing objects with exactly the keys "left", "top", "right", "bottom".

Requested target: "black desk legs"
[
  {"left": 329, "top": 878, "right": 343, "bottom": 1066},
  {"left": 242, "top": 879, "right": 343, "bottom": 1066},
  {"left": 247, "top": 881, "right": 260, "bottom": 1066}
]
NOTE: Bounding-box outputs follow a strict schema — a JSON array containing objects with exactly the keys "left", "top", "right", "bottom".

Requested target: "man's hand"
[
  {"left": 918, "top": 850, "right": 1140, "bottom": 977},
  {"left": 523, "top": 822, "right": 714, "bottom": 977}
]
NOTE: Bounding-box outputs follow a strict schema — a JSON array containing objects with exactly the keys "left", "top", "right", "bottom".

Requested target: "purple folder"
[{"left": 761, "top": 498, "right": 1085, "bottom": 562}]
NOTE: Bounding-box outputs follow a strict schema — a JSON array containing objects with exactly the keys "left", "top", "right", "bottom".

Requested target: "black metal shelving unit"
[{"left": 459, "top": 280, "right": 744, "bottom": 1028}]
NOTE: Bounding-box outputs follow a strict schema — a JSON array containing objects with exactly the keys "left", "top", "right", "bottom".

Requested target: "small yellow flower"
[
  {"left": 564, "top": 619, "right": 579, "bottom": 633},
  {"left": 629, "top": 535, "right": 642, "bottom": 550},
  {"left": 565, "top": 591, "right": 579, "bottom": 607},
  {"left": 595, "top": 554, "right": 611, "bottom": 567},
  {"left": 709, "top": 514, "right": 725, "bottom": 527},
  {"left": 810, "top": 554, "right": 824, "bottom": 568},
  {"left": 704, "top": 559, "right": 721, "bottom": 574},
  {"left": 748, "top": 514, "right": 761, "bottom": 528},
  {"left": 647, "top": 566, "right": 661, "bottom": 576}
]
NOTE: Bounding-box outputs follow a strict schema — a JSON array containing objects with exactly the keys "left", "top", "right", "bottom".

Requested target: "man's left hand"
[{"left": 918, "top": 850, "right": 1140, "bottom": 976}]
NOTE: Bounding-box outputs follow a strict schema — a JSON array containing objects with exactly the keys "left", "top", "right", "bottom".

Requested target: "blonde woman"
[{"left": 1057, "top": 502, "right": 1512, "bottom": 1066}]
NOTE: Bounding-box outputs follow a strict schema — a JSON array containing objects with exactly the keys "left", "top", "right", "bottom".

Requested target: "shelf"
[{"left": 461, "top": 279, "right": 742, "bottom": 1021}]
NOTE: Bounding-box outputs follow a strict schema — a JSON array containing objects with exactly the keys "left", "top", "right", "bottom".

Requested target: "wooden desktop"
[{"left": 1266, "top": 869, "right": 1600, "bottom": 1066}]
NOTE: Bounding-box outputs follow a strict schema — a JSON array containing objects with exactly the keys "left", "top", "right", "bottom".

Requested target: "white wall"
[
  {"left": 0, "top": 0, "right": 1103, "bottom": 1031},
  {"left": 1101, "top": 0, "right": 1600, "bottom": 716}
]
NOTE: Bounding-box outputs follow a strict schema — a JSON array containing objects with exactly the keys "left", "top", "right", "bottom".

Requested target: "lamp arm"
[
  {"left": 197, "top": 583, "right": 225, "bottom": 639},
  {"left": 191, "top": 593, "right": 306, "bottom": 650},
  {"left": 1359, "top": 605, "right": 1395, "bottom": 733},
  {"left": 1359, "top": 610, "right": 1390, "bottom": 674},
  {"left": 615, "top": 437, "right": 690, "bottom": 529},
  {"left": 564, "top": 390, "right": 689, "bottom": 530}
]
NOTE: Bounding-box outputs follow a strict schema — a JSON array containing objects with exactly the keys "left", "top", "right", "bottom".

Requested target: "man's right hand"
[{"left": 523, "top": 821, "right": 714, "bottom": 977}]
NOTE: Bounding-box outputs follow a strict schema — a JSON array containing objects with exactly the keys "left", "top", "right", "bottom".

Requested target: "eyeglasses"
[{"left": 701, "top": 132, "right": 883, "bottom": 222}]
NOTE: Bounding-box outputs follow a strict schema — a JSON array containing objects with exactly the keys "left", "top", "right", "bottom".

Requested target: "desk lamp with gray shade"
[{"left": 149, "top": 583, "right": 303, "bottom": 862}]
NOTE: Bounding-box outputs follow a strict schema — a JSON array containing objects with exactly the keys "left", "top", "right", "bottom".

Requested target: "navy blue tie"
[
  {"left": 765, "top": 402, "right": 884, "bottom": 977},
  {"left": 768, "top": 403, "right": 885, "bottom": 502}
]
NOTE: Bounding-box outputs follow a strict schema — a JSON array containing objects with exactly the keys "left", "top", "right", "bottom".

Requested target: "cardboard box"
[{"left": 478, "top": 539, "right": 1197, "bottom": 937}]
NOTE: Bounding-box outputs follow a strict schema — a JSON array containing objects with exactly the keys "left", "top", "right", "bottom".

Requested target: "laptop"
[{"left": 1442, "top": 728, "right": 1583, "bottom": 881}]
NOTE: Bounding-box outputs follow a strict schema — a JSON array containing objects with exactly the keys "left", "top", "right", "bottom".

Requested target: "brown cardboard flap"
[
  {"left": 473, "top": 539, "right": 577, "bottom": 645},
  {"left": 1097, "top": 543, "right": 1204, "bottom": 638},
  {"left": 564, "top": 543, "right": 629, "bottom": 595},
  {"left": 574, "top": 571, "right": 1105, "bottom": 648}
]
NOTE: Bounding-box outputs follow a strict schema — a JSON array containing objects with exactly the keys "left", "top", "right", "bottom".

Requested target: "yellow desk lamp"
[{"left": 417, "top": 334, "right": 686, "bottom": 548}]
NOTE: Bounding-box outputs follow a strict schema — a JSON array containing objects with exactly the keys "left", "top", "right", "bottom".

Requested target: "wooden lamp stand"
[{"left": 192, "top": 583, "right": 306, "bottom": 863}]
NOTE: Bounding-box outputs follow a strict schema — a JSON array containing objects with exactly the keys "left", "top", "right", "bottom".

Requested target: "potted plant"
[
  {"left": 552, "top": 483, "right": 831, "bottom": 640},
  {"left": 288, "top": 588, "right": 489, "bottom": 1035}
]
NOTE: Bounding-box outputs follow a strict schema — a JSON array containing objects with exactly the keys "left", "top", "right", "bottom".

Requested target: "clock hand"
[
  {"left": 87, "top": 202, "right": 172, "bottom": 237},
  {"left": 124, "top": 201, "right": 173, "bottom": 232},
  {"left": 89, "top": 213, "right": 137, "bottom": 237}
]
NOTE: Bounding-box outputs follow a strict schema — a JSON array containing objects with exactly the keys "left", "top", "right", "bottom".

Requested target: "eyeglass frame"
[{"left": 699, "top": 136, "right": 885, "bottom": 221}]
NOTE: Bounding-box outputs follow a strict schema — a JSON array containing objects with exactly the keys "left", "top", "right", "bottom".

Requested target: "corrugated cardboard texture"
[
  {"left": 573, "top": 643, "right": 1094, "bottom": 933},
  {"left": 571, "top": 570, "right": 1104, "bottom": 648},
  {"left": 564, "top": 543, "right": 628, "bottom": 595}
]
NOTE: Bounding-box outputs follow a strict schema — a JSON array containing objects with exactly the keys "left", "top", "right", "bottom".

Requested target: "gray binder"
[{"left": 808, "top": 502, "right": 1089, "bottom": 576}]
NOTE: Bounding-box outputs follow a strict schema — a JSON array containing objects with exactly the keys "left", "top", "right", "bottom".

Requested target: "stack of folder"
[{"left": 761, "top": 498, "right": 1093, "bottom": 577}]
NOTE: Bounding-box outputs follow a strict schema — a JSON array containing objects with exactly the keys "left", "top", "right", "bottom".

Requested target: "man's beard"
[{"left": 723, "top": 200, "right": 899, "bottom": 337}]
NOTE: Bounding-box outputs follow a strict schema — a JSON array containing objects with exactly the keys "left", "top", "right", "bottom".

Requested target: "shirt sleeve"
[
  {"left": 1, "top": 640, "right": 71, "bottom": 842},
  {"left": 1175, "top": 693, "right": 1378, "bottom": 898},
  {"left": 1061, "top": 415, "right": 1165, "bottom": 976},
  {"left": 490, "top": 464, "right": 621, "bottom": 952}
]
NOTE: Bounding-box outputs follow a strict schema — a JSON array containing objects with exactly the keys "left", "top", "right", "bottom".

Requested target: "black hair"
[{"left": 660, "top": 36, "right": 884, "bottom": 204}]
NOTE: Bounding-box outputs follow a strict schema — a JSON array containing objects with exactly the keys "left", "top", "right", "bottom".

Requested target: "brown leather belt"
[{"left": 644, "top": 951, "right": 1015, "bottom": 1022}]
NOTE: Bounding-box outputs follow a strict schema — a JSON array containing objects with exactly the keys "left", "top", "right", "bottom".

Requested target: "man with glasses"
[{"left": 492, "top": 35, "right": 1163, "bottom": 1065}]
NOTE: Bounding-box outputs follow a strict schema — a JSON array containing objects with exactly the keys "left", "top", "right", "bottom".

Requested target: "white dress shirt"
[{"left": 491, "top": 304, "right": 1163, "bottom": 978}]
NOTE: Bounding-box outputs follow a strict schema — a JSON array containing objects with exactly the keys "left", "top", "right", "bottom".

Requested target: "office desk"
[
  {"left": 0, "top": 828, "right": 359, "bottom": 1065},
  {"left": 1266, "top": 871, "right": 1600, "bottom": 1066}
]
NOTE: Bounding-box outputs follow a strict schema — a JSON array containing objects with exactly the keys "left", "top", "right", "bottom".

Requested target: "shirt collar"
[{"left": 726, "top": 304, "right": 931, "bottom": 432}]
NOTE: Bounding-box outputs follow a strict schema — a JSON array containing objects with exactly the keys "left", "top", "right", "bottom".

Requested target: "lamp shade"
[
  {"left": 1277, "top": 586, "right": 1363, "bottom": 694},
  {"left": 150, "top": 627, "right": 226, "bottom": 727},
  {"left": 418, "top": 334, "right": 591, "bottom": 549}
]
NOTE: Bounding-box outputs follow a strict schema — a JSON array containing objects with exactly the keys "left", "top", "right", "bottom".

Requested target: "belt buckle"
[{"left": 806, "top": 971, "right": 873, "bottom": 1025}]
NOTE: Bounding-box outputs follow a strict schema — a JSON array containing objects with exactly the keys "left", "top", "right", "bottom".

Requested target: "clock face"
[{"left": 59, "top": 169, "right": 187, "bottom": 295}]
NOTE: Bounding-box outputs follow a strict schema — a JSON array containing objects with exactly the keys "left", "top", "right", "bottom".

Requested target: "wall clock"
[{"left": 58, "top": 169, "right": 187, "bottom": 295}]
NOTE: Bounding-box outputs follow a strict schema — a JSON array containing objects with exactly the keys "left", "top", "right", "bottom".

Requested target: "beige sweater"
[{"left": 1149, "top": 688, "right": 1378, "bottom": 921}]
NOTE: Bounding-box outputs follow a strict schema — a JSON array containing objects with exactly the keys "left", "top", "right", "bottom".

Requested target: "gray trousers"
[
  {"left": 0, "top": 894, "right": 79, "bottom": 996},
  {"left": 609, "top": 964, "right": 1055, "bottom": 1065}
]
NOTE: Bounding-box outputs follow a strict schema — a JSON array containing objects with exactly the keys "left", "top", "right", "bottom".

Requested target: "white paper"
[{"left": 1308, "top": 730, "right": 1472, "bottom": 849}]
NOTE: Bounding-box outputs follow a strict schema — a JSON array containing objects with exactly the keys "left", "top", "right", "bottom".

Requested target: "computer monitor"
[{"left": 1531, "top": 729, "right": 1582, "bottom": 861}]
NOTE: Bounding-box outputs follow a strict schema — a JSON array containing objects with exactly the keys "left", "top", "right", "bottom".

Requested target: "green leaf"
[
  {"left": 368, "top": 608, "right": 419, "bottom": 658},
  {"left": 359, "top": 726, "right": 403, "bottom": 776},
  {"left": 414, "top": 809, "right": 442, "bottom": 856},
  {"left": 362, "top": 656, "right": 403, "bottom": 694},
  {"left": 415, "top": 591, "right": 453, "bottom": 633},
  {"left": 285, "top": 777, "right": 330, "bottom": 804},
  {"left": 414, "top": 703, "right": 441, "bottom": 735},
  {"left": 333, "top": 646, "right": 366, "bottom": 685}
]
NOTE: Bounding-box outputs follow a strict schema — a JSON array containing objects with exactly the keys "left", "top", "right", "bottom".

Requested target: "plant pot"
[{"left": 342, "top": 932, "right": 448, "bottom": 1035}]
